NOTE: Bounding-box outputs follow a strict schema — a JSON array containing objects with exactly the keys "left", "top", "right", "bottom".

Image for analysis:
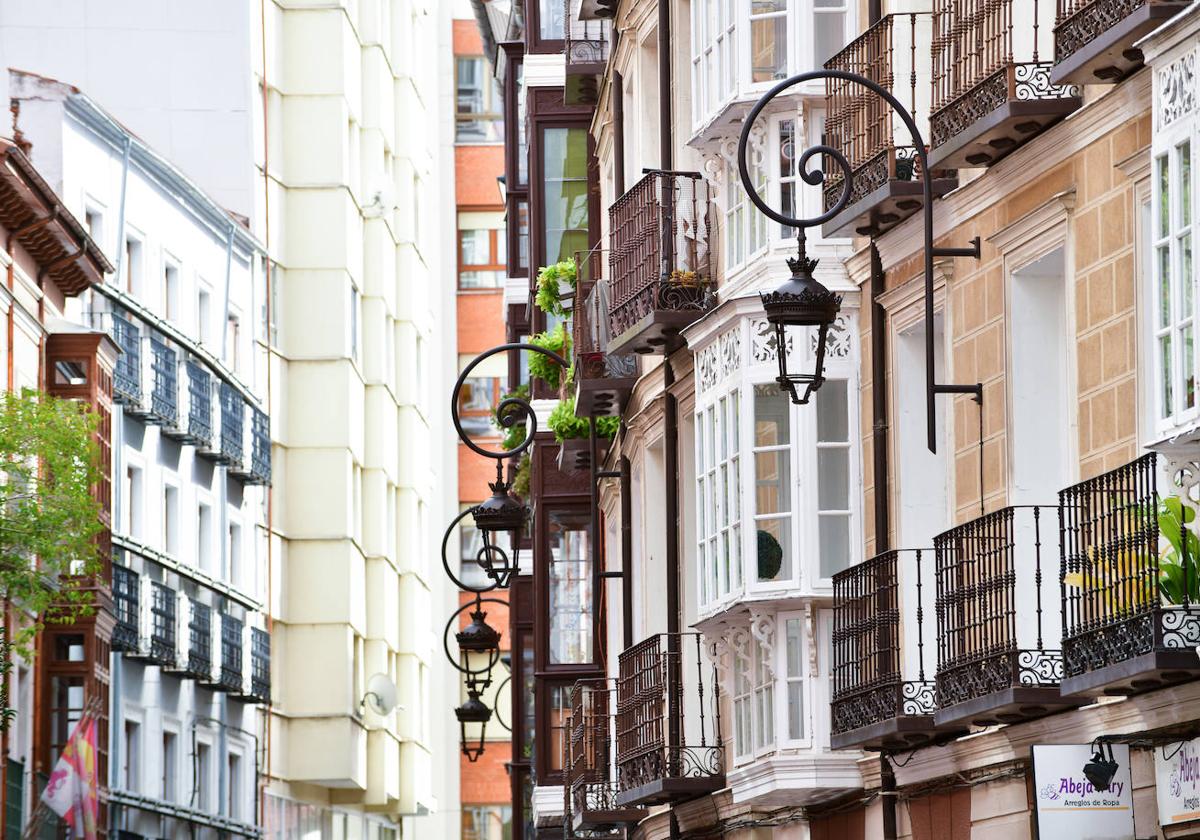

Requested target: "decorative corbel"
[
  {"left": 704, "top": 628, "right": 733, "bottom": 686},
  {"left": 701, "top": 156, "right": 724, "bottom": 192},
  {"left": 1165, "top": 453, "right": 1200, "bottom": 528},
  {"left": 749, "top": 608, "right": 776, "bottom": 678}
]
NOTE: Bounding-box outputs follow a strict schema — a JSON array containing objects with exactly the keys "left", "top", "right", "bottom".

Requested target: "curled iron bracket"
[
  {"left": 736, "top": 69, "right": 981, "bottom": 453},
  {"left": 442, "top": 594, "right": 508, "bottom": 684}
]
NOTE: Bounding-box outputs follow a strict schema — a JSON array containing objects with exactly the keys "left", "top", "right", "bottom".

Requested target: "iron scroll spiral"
[
  {"left": 450, "top": 342, "right": 571, "bottom": 460},
  {"left": 441, "top": 506, "right": 503, "bottom": 594},
  {"left": 737, "top": 69, "right": 942, "bottom": 451}
]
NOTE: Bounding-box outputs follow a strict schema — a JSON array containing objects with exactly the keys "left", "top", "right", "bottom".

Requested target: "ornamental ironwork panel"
[
  {"left": 220, "top": 614, "right": 244, "bottom": 691},
  {"left": 149, "top": 581, "right": 176, "bottom": 664},
  {"left": 1054, "top": 0, "right": 1188, "bottom": 64},
  {"left": 1057, "top": 454, "right": 1199, "bottom": 679},
  {"left": 615, "top": 632, "right": 723, "bottom": 795},
  {"left": 186, "top": 362, "right": 213, "bottom": 446},
  {"left": 219, "top": 382, "right": 245, "bottom": 465},
  {"left": 187, "top": 599, "right": 212, "bottom": 678},
  {"left": 823, "top": 14, "right": 933, "bottom": 211},
  {"left": 832, "top": 549, "right": 936, "bottom": 733},
  {"left": 565, "top": 0, "right": 609, "bottom": 66},
  {"left": 250, "top": 408, "right": 271, "bottom": 483},
  {"left": 148, "top": 335, "right": 177, "bottom": 425},
  {"left": 112, "top": 565, "right": 139, "bottom": 654},
  {"left": 607, "top": 171, "right": 714, "bottom": 340},
  {"left": 933, "top": 505, "right": 1063, "bottom": 706},
  {"left": 249, "top": 627, "right": 270, "bottom": 703},
  {"left": 111, "top": 312, "right": 141, "bottom": 405},
  {"left": 573, "top": 250, "right": 637, "bottom": 381}
]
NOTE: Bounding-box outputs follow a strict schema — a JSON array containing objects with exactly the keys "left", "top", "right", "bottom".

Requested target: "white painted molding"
[
  {"left": 523, "top": 53, "right": 566, "bottom": 88},
  {"left": 987, "top": 188, "right": 1076, "bottom": 254}
]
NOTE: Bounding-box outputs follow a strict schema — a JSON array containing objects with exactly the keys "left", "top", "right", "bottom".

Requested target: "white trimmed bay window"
[
  {"left": 690, "top": 0, "right": 853, "bottom": 129},
  {"left": 693, "top": 313, "right": 859, "bottom": 611}
]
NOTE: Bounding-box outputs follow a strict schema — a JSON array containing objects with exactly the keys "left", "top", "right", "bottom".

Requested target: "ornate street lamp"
[
  {"left": 758, "top": 233, "right": 842, "bottom": 405},
  {"left": 455, "top": 600, "right": 502, "bottom": 653},
  {"left": 736, "top": 71, "right": 980, "bottom": 440},
  {"left": 451, "top": 342, "right": 570, "bottom": 586},
  {"left": 456, "top": 691, "right": 492, "bottom": 762}
]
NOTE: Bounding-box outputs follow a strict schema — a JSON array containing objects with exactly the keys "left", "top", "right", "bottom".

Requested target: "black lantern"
[
  {"left": 456, "top": 691, "right": 492, "bottom": 762},
  {"left": 455, "top": 604, "right": 501, "bottom": 653},
  {"left": 470, "top": 471, "right": 528, "bottom": 587},
  {"left": 1083, "top": 742, "right": 1119, "bottom": 791},
  {"left": 759, "top": 243, "right": 842, "bottom": 405}
]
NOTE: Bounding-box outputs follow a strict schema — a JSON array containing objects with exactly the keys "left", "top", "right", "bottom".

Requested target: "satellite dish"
[{"left": 362, "top": 674, "right": 398, "bottom": 717}]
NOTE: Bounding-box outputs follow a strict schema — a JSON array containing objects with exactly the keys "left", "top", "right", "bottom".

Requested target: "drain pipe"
[
  {"left": 664, "top": 357, "right": 682, "bottom": 840},
  {"left": 870, "top": 244, "right": 889, "bottom": 554},
  {"left": 657, "top": 0, "right": 671, "bottom": 170}
]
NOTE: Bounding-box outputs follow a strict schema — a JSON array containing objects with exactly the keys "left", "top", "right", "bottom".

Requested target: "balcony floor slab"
[
  {"left": 821, "top": 176, "right": 959, "bottom": 239},
  {"left": 1051, "top": 1, "right": 1186, "bottom": 86},
  {"left": 929, "top": 96, "right": 1081, "bottom": 171},
  {"left": 932, "top": 684, "right": 1081, "bottom": 728},
  {"left": 572, "top": 807, "right": 646, "bottom": 831},
  {"left": 613, "top": 774, "right": 726, "bottom": 808},
  {"left": 830, "top": 714, "right": 960, "bottom": 752},
  {"left": 609, "top": 309, "right": 705, "bottom": 355},
  {"left": 575, "top": 375, "right": 636, "bottom": 417},
  {"left": 1061, "top": 649, "right": 1200, "bottom": 699}
]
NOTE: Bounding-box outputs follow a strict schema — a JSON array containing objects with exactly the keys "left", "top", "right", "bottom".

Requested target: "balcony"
[
  {"left": 111, "top": 312, "right": 142, "bottom": 407},
  {"left": 565, "top": 0, "right": 610, "bottom": 105},
  {"left": 822, "top": 14, "right": 958, "bottom": 238},
  {"left": 929, "top": 0, "right": 1082, "bottom": 169},
  {"left": 232, "top": 406, "right": 271, "bottom": 485},
  {"left": 1052, "top": 0, "right": 1189, "bottom": 85},
  {"left": 112, "top": 565, "right": 139, "bottom": 654},
  {"left": 148, "top": 581, "right": 177, "bottom": 667},
  {"left": 147, "top": 335, "right": 178, "bottom": 428},
  {"left": 183, "top": 361, "right": 214, "bottom": 451},
  {"left": 218, "top": 615, "right": 244, "bottom": 692},
  {"left": 566, "top": 679, "right": 645, "bottom": 832},
  {"left": 236, "top": 627, "right": 270, "bottom": 704},
  {"left": 573, "top": 248, "right": 636, "bottom": 418},
  {"left": 932, "top": 506, "right": 1079, "bottom": 727},
  {"left": 185, "top": 599, "right": 213, "bottom": 680},
  {"left": 1059, "top": 454, "right": 1200, "bottom": 698},
  {"left": 217, "top": 382, "right": 245, "bottom": 469},
  {"left": 614, "top": 632, "right": 724, "bottom": 807},
  {"left": 607, "top": 171, "right": 714, "bottom": 355},
  {"left": 832, "top": 550, "right": 956, "bottom": 750}
]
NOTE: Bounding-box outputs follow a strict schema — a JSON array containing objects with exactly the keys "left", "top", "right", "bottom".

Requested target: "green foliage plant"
[
  {"left": 547, "top": 396, "right": 619, "bottom": 443},
  {"left": 535, "top": 261, "right": 577, "bottom": 317},
  {"left": 0, "top": 390, "right": 104, "bottom": 730},
  {"left": 1158, "top": 496, "right": 1200, "bottom": 605},
  {"left": 528, "top": 323, "right": 572, "bottom": 390},
  {"left": 493, "top": 384, "right": 530, "bottom": 451}
]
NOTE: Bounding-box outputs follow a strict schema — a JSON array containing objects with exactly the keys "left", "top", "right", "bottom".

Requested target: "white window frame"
[
  {"left": 777, "top": 610, "right": 811, "bottom": 746},
  {"left": 695, "top": 388, "right": 743, "bottom": 607},
  {"left": 1152, "top": 121, "right": 1198, "bottom": 433},
  {"left": 692, "top": 0, "right": 739, "bottom": 128}
]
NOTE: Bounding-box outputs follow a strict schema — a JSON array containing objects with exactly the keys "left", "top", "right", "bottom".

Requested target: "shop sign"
[
  {"left": 1032, "top": 744, "right": 1135, "bottom": 839},
  {"left": 1156, "top": 736, "right": 1200, "bottom": 826}
]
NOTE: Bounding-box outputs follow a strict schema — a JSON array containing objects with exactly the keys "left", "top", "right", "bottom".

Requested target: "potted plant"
[
  {"left": 548, "top": 396, "right": 618, "bottom": 472},
  {"left": 528, "top": 323, "right": 572, "bottom": 390},
  {"left": 535, "top": 260, "right": 577, "bottom": 317},
  {"left": 669, "top": 268, "right": 700, "bottom": 288}
]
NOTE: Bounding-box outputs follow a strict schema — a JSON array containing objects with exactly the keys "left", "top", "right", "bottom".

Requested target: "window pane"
[
  {"left": 819, "top": 514, "right": 851, "bottom": 578},
  {"left": 816, "top": 379, "right": 849, "bottom": 442},
  {"left": 1181, "top": 141, "right": 1192, "bottom": 227},
  {"left": 460, "top": 270, "right": 504, "bottom": 289},
  {"left": 786, "top": 619, "right": 802, "bottom": 677},
  {"left": 1182, "top": 231, "right": 1194, "bottom": 314},
  {"left": 1162, "top": 333, "right": 1174, "bottom": 417},
  {"left": 756, "top": 517, "right": 791, "bottom": 581},
  {"left": 548, "top": 515, "right": 593, "bottom": 664},
  {"left": 460, "top": 230, "right": 490, "bottom": 264},
  {"left": 730, "top": 389, "right": 740, "bottom": 454},
  {"left": 1185, "top": 324, "right": 1195, "bottom": 410},
  {"left": 548, "top": 685, "right": 570, "bottom": 771},
  {"left": 755, "top": 450, "right": 791, "bottom": 514},
  {"left": 754, "top": 384, "right": 790, "bottom": 447},
  {"left": 818, "top": 448, "right": 849, "bottom": 509},
  {"left": 1160, "top": 245, "right": 1173, "bottom": 329},
  {"left": 540, "top": 0, "right": 564, "bottom": 39},
  {"left": 750, "top": 3, "right": 787, "bottom": 83},
  {"left": 1159, "top": 155, "right": 1170, "bottom": 239},
  {"left": 813, "top": 11, "right": 846, "bottom": 67},
  {"left": 788, "top": 681, "right": 804, "bottom": 740},
  {"left": 542, "top": 128, "right": 590, "bottom": 264}
]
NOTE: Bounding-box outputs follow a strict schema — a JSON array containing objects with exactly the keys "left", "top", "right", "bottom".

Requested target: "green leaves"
[
  {"left": 1158, "top": 496, "right": 1200, "bottom": 605},
  {"left": 547, "top": 396, "right": 619, "bottom": 443},
  {"left": 528, "top": 323, "right": 572, "bottom": 390},
  {"left": 535, "top": 261, "right": 577, "bottom": 317}
]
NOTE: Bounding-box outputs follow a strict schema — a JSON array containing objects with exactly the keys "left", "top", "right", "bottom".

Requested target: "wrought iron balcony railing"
[
  {"left": 929, "top": 0, "right": 1081, "bottom": 168},
  {"left": 607, "top": 171, "right": 714, "bottom": 355},
  {"left": 111, "top": 312, "right": 142, "bottom": 406},
  {"left": 572, "top": 247, "right": 636, "bottom": 419},
  {"left": 565, "top": 0, "right": 610, "bottom": 106},
  {"left": 149, "top": 581, "right": 177, "bottom": 667},
  {"left": 1052, "top": 0, "right": 1188, "bottom": 85},
  {"left": 184, "top": 361, "right": 214, "bottom": 450},
  {"left": 186, "top": 599, "right": 213, "bottom": 680},
  {"left": 823, "top": 13, "right": 956, "bottom": 238},
  {"left": 112, "top": 565, "right": 139, "bottom": 654},
  {"left": 218, "top": 382, "right": 245, "bottom": 468},
  {"left": 237, "top": 627, "right": 271, "bottom": 705},
  {"left": 250, "top": 408, "right": 271, "bottom": 484},
  {"left": 219, "top": 614, "right": 244, "bottom": 692},
  {"left": 933, "top": 506, "right": 1077, "bottom": 726},
  {"left": 566, "top": 679, "right": 645, "bottom": 832},
  {"left": 832, "top": 549, "right": 950, "bottom": 750},
  {"left": 147, "top": 335, "right": 178, "bottom": 427},
  {"left": 1059, "top": 453, "right": 1200, "bottom": 697},
  {"left": 614, "top": 632, "right": 724, "bottom": 807}
]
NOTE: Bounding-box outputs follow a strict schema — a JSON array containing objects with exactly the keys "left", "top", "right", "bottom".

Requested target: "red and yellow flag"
[{"left": 41, "top": 714, "right": 99, "bottom": 839}]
